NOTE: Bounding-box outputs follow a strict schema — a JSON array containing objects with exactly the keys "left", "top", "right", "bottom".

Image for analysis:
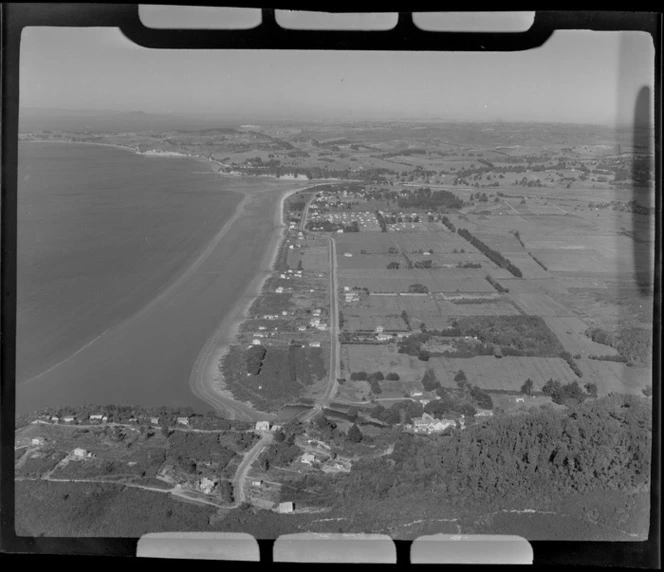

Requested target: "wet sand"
[
  {"left": 188, "top": 184, "right": 314, "bottom": 421},
  {"left": 16, "top": 171, "right": 313, "bottom": 416}
]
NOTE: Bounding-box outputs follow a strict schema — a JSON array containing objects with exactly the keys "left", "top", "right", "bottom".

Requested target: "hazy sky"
[{"left": 20, "top": 24, "right": 654, "bottom": 125}]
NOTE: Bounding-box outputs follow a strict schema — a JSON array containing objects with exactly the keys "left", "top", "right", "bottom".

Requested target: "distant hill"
[{"left": 18, "top": 108, "right": 244, "bottom": 134}]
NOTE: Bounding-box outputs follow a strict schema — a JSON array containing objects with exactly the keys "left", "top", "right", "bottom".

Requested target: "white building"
[
  {"left": 198, "top": 478, "right": 217, "bottom": 494},
  {"left": 89, "top": 414, "right": 103, "bottom": 421},
  {"left": 309, "top": 341, "right": 321, "bottom": 348},
  {"left": 177, "top": 417, "right": 190, "bottom": 426},
  {"left": 31, "top": 437, "right": 45, "bottom": 446},
  {"left": 150, "top": 417, "right": 159, "bottom": 424},
  {"left": 252, "top": 339, "right": 262, "bottom": 345},
  {"left": 277, "top": 502, "right": 294, "bottom": 513},
  {"left": 73, "top": 448, "right": 88, "bottom": 458},
  {"left": 300, "top": 452, "right": 316, "bottom": 465},
  {"left": 63, "top": 416, "right": 75, "bottom": 423},
  {"left": 255, "top": 421, "right": 271, "bottom": 431}
]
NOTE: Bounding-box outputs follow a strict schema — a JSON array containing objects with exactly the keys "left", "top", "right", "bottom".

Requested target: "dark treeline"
[
  {"left": 486, "top": 274, "right": 509, "bottom": 293},
  {"left": 441, "top": 216, "right": 456, "bottom": 232},
  {"left": 397, "top": 188, "right": 464, "bottom": 211},
  {"left": 457, "top": 228, "right": 522, "bottom": 278},
  {"left": 375, "top": 210, "right": 388, "bottom": 232},
  {"left": 295, "top": 395, "right": 651, "bottom": 512}
]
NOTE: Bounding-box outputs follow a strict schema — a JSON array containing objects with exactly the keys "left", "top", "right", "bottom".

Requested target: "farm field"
[
  {"left": 337, "top": 253, "right": 402, "bottom": 270},
  {"left": 497, "top": 252, "right": 549, "bottom": 278},
  {"left": 576, "top": 360, "right": 650, "bottom": 396},
  {"left": 434, "top": 356, "right": 578, "bottom": 391},
  {"left": 343, "top": 316, "right": 406, "bottom": 332},
  {"left": 288, "top": 242, "right": 329, "bottom": 272},
  {"left": 509, "top": 292, "right": 576, "bottom": 316},
  {"left": 338, "top": 273, "right": 495, "bottom": 294},
  {"left": 542, "top": 317, "right": 619, "bottom": 358},
  {"left": 530, "top": 247, "right": 615, "bottom": 274},
  {"left": 340, "top": 344, "right": 579, "bottom": 392}
]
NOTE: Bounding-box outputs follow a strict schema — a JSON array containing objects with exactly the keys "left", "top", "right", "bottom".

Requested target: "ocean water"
[{"left": 16, "top": 142, "right": 265, "bottom": 413}]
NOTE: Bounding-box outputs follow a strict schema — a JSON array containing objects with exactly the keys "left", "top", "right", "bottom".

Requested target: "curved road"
[{"left": 232, "top": 431, "right": 273, "bottom": 505}]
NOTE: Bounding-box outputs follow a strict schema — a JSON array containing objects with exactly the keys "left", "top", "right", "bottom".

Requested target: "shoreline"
[
  {"left": 20, "top": 137, "right": 325, "bottom": 419},
  {"left": 188, "top": 183, "right": 318, "bottom": 421}
]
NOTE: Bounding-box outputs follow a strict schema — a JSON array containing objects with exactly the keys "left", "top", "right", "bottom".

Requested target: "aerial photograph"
[{"left": 13, "top": 18, "right": 655, "bottom": 542}]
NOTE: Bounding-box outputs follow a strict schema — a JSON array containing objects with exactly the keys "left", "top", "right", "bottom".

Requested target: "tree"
[
  {"left": 421, "top": 368, "right": 440, "bottom": 391},
  {"left": 454, "top": 370, "right": 467, "bottom": 384},
  {"left": 350, "top": 371, "right": 368, "bottom": 381},
  {"left": 584, "top": 383, "right": 598, "bottom": 398},
  {"left": 347, "top": 407, "right": 359, "bottom": 421},
  {"left": 520, "top": 378, "right": 534, "bottom": 396},
  {"left": 386, "top": 372, "right": 400, "bottom": 381},
  {"left": 642, "top": 385, "right": 652, "bottom": 397},
  {"left": 347, "top": 424, "right": 363, "bottom": 443},
  {"left": 297, "top": 259, "right": 303, "bottom": 271},
  {"left": 542, "top": 378, "right": 562, "bottom": 398},
  {"left": 370, "top": 379, "right": 382, "bottom": 394}
]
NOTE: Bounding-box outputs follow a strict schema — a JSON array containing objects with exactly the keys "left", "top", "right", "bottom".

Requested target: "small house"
[
  {"left": 515, "top": 397, "right": 525, "bottom": 404},
  {"left": 89, "top": 414, "right": 103, "bottom": 421},
  {"left": 50, "top": 416, "right": 59, "bottom": 422},
  {"left": 31, "top": 437, "right": 45, "bottom": 446},
  {"left": 73, "top": 448, "right": 88, "bottom": 458},
  {"left": 150, "top": 417, "right": 159, "bottom": 425},
  {"left": 251, "top": 480, "right": 263, "bottom": 487},
  {"left": 252, "top": 339, "right": 262, "bottom": 345},
  {"left": 309, "top": 341, "right": 321, "bottom": 348},
  {"left": 344, "top": 252, "right": 353, "bottom": 257},
  {"left": 277, "top": 502, "right": 294, "bottom": 514},
  {"left": 102, "top": 416, "right": 109, "bottom": 422},
  {"left": 177, "top": 417, "right": 190, "bottom": 426},
  {"left": 301, "top": 452, "right": 316, "bottom": 465},
  {"left": 63, "top": 416, "right": 75, "bottom": 423},
  {"left": 255, "top": 420, "right": 271, "bottom": 431},
  {"left": 275, "top": 287, "right": 284, "bottom": 294},
  {"left": 270, "top": 425, "right": 282, "bottom": 432},
  {"left": 198, "top": 478, "right": 217, "bottom": 494}
]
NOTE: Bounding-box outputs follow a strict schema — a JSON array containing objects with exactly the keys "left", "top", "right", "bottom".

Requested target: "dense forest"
[
  {"left": 585, "top": 326, "right": 652, "bottom": 365},
  {"left": 291, "top": 395, "right": 651, "bottom": 513}
]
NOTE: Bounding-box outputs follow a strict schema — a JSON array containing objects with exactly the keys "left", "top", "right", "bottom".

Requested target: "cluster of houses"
[
  {"left": 296, "top": 439, "right": 352, "bottom": 473},
  {"left": 343, "top": 287, "right": 361, "bottom": 304},
  {"left": 278, "top": 269, "right": 303, "bottom": 282},
  {"left": 405, "top": 413, "right": 459, "bottom": 434},
  {"left": 39, "top": 413, "right": 196, "bottom": 428},
  {"left": 308, "top": 209, "right": 378, "bottom": 232}
]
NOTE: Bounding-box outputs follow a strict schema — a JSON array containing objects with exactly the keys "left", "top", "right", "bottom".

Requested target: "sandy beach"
[{"left": 188, "top": 183, "right": 316, "bottom": 420}]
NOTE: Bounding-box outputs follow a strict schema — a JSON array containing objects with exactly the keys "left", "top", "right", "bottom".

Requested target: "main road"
[{"left": 300, "top": 233, "right": 340, "bottom": 422}]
